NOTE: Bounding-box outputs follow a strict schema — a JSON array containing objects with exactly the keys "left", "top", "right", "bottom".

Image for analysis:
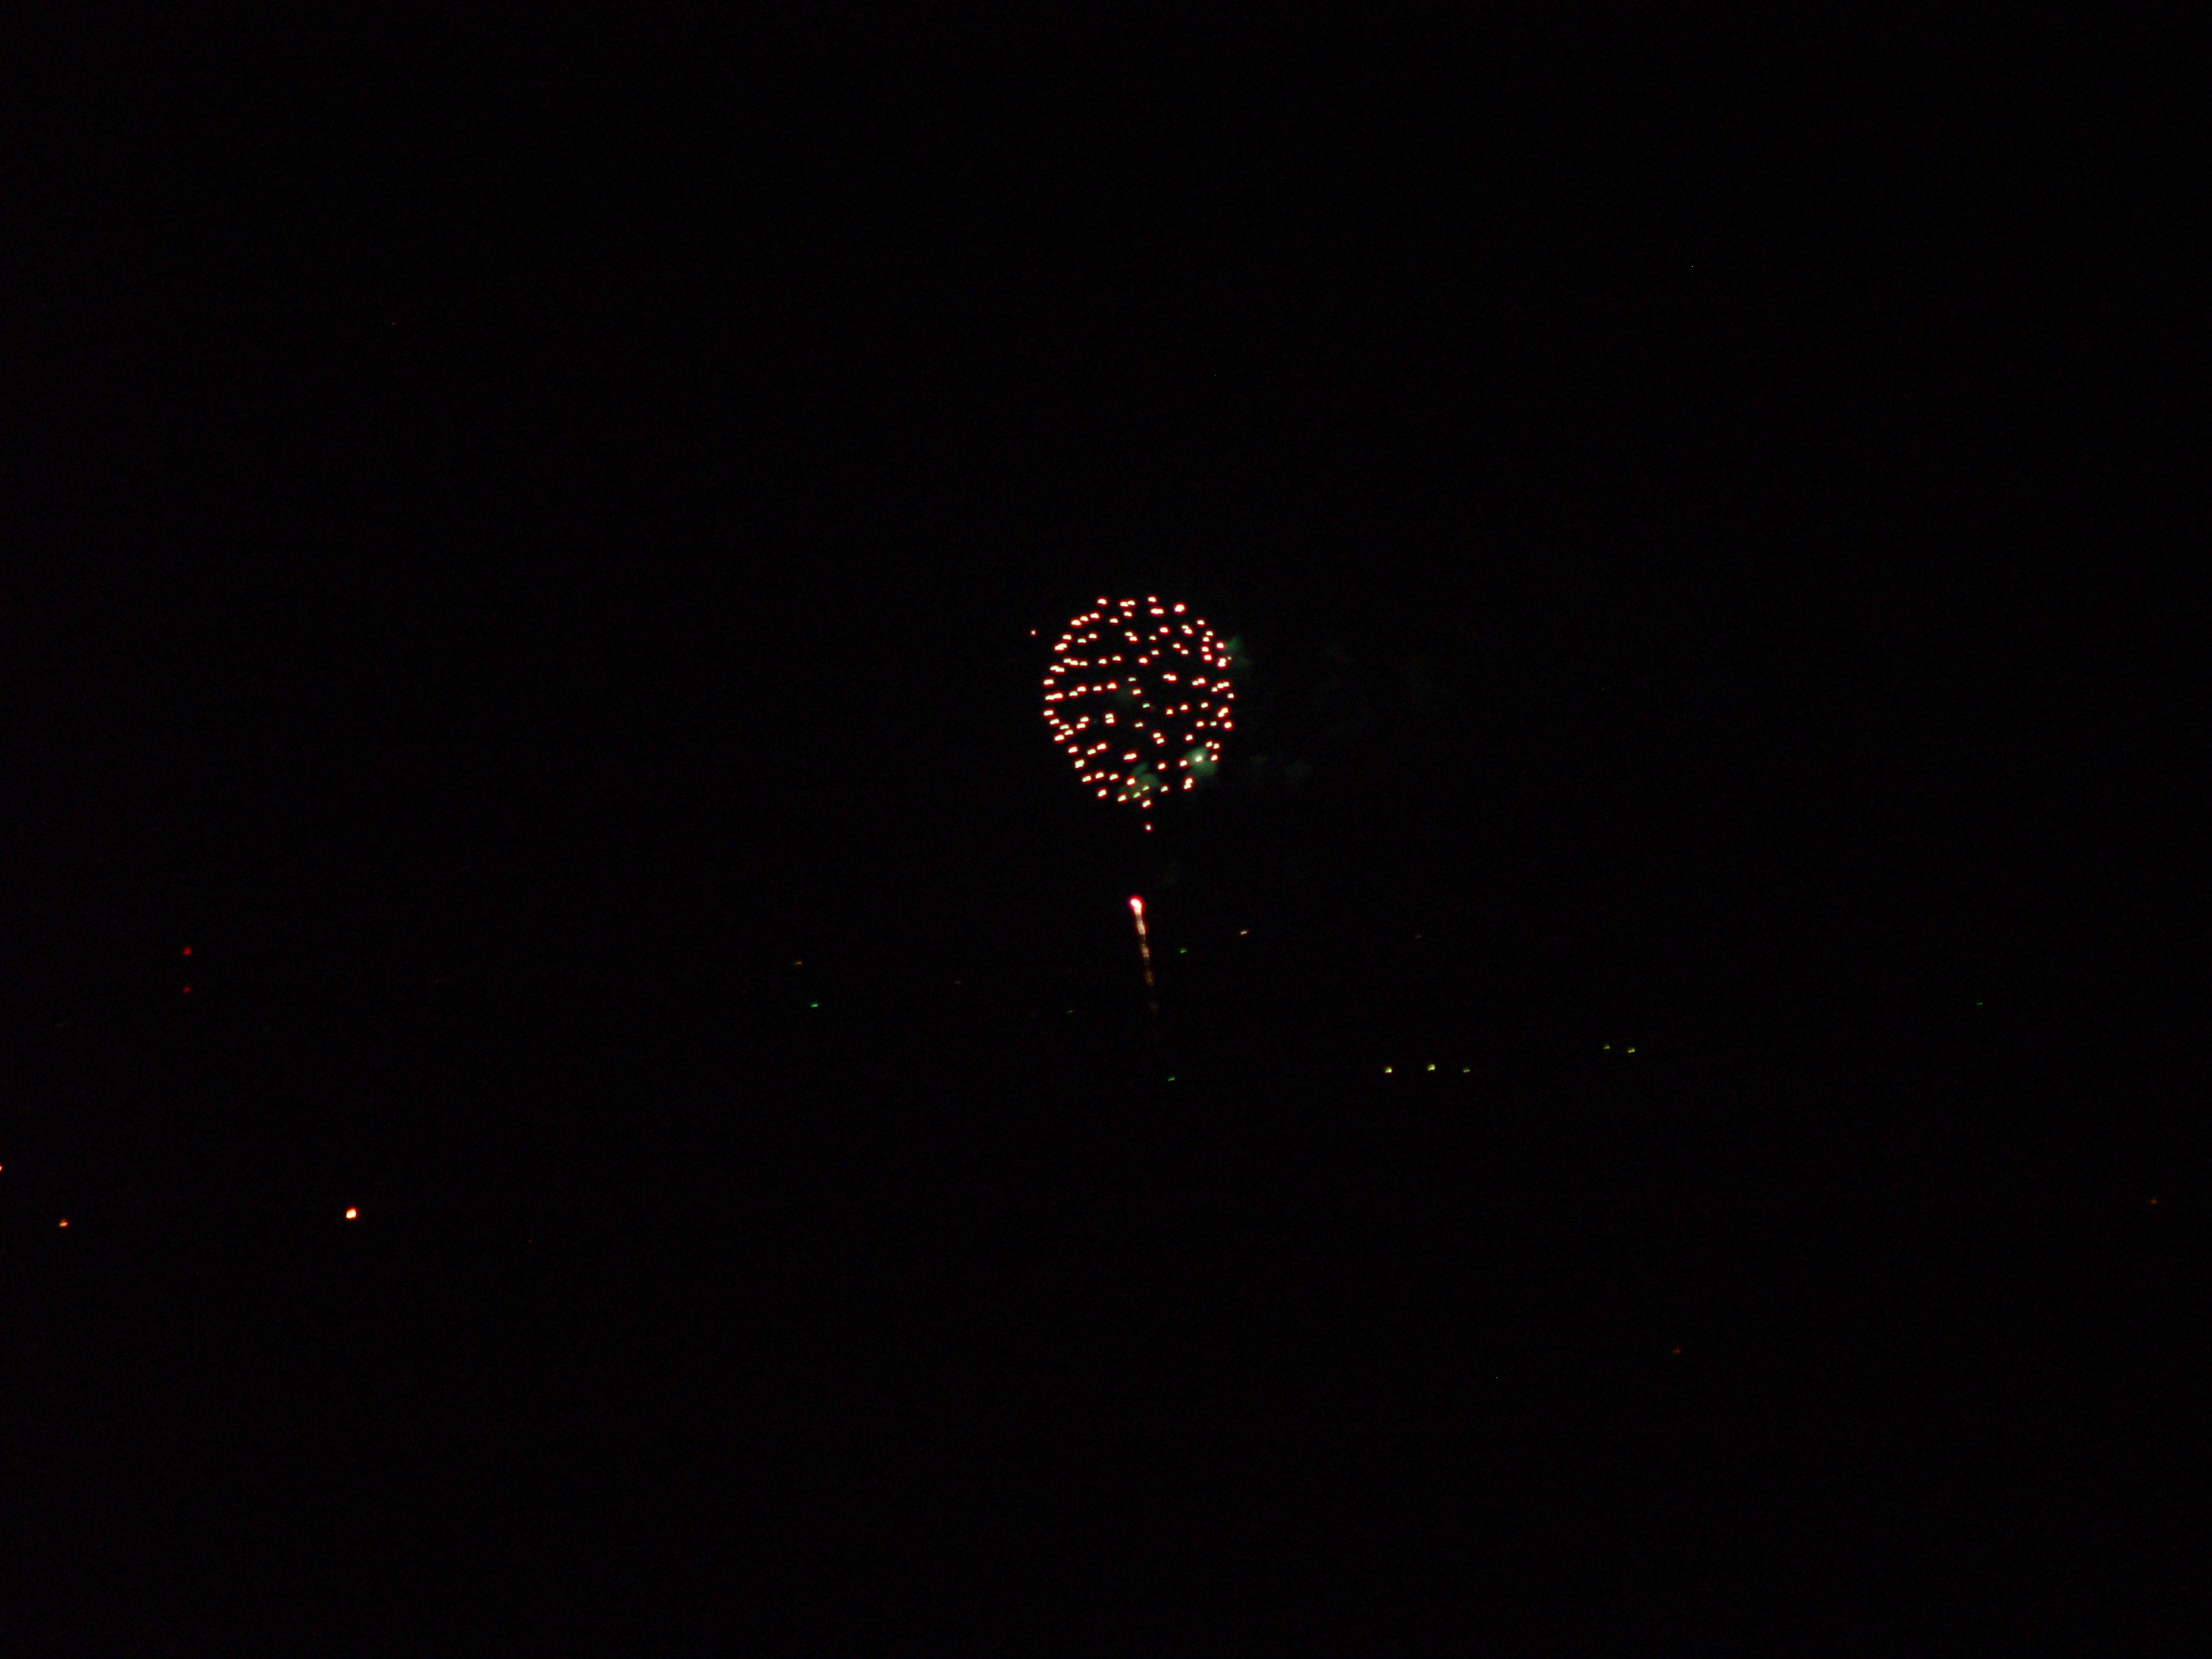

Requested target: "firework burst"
[{"left": 1042, "top": 597, "right": 1235, "bottom": 820}]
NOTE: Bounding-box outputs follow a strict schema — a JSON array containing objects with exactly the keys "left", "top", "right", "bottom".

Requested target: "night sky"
[{"left": 4, "top": 15, "right": 2196, "bottom": 1649}]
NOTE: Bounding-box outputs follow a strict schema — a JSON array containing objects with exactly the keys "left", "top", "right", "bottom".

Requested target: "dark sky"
[
  {"left": 1, "top": 14, "right": 2197, "bottom": 1643},
  {"left": 9, "top": 16, "right": 2190, "bottom": 1037},
  {"left": 10, "top": 46, "right": 2164, "bottom": 814}
]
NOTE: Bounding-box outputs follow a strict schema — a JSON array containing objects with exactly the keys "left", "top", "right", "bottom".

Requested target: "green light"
[{"left": 810, "top": 1001, "right": 819, "bottom": 1008}]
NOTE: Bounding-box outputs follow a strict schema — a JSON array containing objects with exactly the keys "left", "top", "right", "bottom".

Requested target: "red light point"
[
  {"left": 181, "top": 986, "right": 191, "bottom": 995},
  {"left": 182, "top": 946, "right": 192, "bottom": 957}
]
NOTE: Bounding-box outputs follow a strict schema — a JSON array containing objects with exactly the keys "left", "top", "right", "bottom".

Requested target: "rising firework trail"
[{"left": 1128, "top": 894, "right": 1160, "bottom": 1023}]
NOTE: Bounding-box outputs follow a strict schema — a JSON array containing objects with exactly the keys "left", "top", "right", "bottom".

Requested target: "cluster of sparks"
[{"left": 1042, "top": 598, "right": 1234, "bottom": 818}]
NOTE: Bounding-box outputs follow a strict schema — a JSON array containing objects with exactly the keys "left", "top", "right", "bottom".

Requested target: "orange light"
[
  {"left": 58, "top": 1218, "right": 68, "bottom": 1228},
  {"left": 345, "top": 1207, "right": 359, "bottom": 1220}
]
